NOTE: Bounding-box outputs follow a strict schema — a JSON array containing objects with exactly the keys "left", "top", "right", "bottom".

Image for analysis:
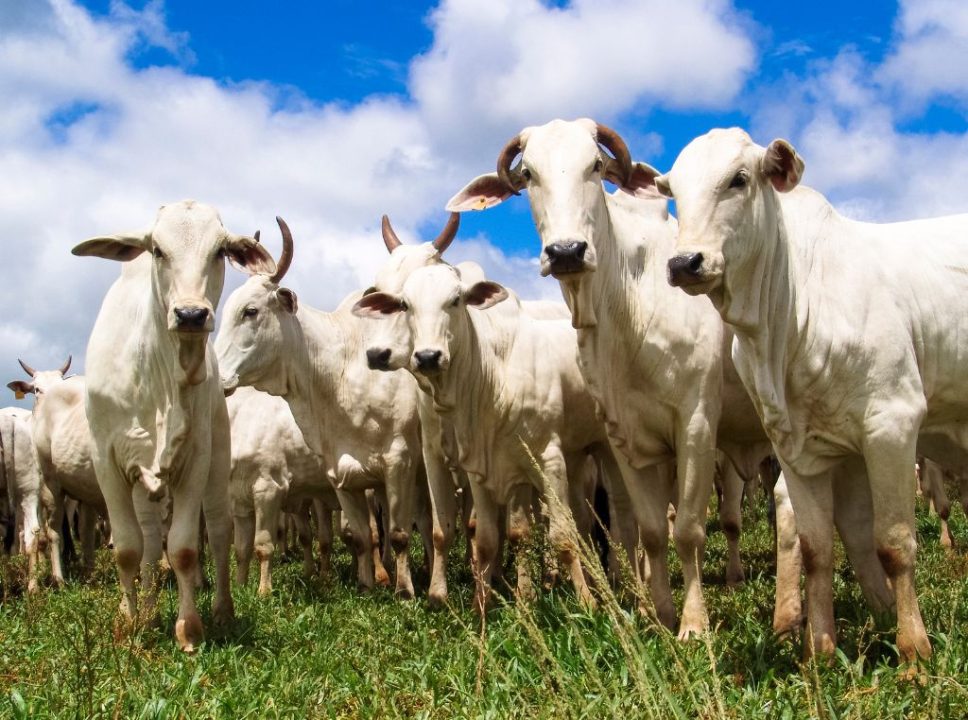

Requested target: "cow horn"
[
  {"left": 254, "top": 230, "right": 261, "bottom": 243},
  {"left": 58, "top": 355, "right": 72, "bottom": 376},
  {"left": 17, "top": 359, "right": 36, "bottom": 378},
  {"left": 432, "top": 212, "right": 460, "bottom": 253},
  {"left": 496, "top": 133, "right": 523, "bottom": 196},
  {"left": 381, "top": 215, "right": 402, "bottom": 253},
  {"left": 595, "top": 122, "right": 632, "bottom": 186},
  {"left": 269, "top": 217, "right": 293, "bottom": 284}
]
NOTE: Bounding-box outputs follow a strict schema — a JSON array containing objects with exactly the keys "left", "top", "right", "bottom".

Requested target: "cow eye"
[
  {"left": 400, "top": 300, "right": 409, "bottom": 311},
  {"left": 242, "top": 306, "right": 258, "bottom": 318},
  {"left": 728, "top": 171, "right": 748, "bottom": 189},
  {"left": 215, "top": 248, "right": 226, "bottom": 260},
  {"left": 153, "top": 247, "right": 165, "bottom": 259},
  {"left": 593, "top": 158, "right": 604, "bottom": 174},
  {"left": 451, "top": 296, "right": 460, "bottom": 307},
  {"left": 521, "top": 167, "right": 532, "bottom": 182}
]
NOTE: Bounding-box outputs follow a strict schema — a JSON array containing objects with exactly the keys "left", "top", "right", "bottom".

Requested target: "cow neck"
[{"left": 720, "top": 192, "right": 800, "bottom": 452}]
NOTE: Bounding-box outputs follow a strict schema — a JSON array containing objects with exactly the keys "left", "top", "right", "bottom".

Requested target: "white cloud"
[{"left": 0, "top": 0, "right": 757, "bottom": 383}]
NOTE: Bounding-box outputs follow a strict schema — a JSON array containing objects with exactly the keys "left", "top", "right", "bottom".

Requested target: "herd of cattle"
[{"left": 2, "top": 118, "right": 968, "bottom": 663}]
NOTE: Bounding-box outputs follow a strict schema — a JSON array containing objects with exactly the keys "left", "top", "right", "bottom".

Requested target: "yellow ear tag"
[
  {"left": 15, "top": 391, "right": 25, "bottom": 400},
  {"left": 476, "top": 198, "right": 488, "bottom": 210}
]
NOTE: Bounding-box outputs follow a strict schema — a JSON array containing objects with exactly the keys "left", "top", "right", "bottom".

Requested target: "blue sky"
[{"left": 1, "top": 0, "right": 967, "bottom": 387}]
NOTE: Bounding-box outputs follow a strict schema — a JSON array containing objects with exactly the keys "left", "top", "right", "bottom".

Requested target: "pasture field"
[{"left": 2, "top": 489, "right": 968, "bottom": 719}]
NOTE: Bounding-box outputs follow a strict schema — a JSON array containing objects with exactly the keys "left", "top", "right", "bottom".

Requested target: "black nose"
[
  {"left": 366, "top": 348, "right": 392, "bottom": 370},
  {"left": 413, "top": 350, "right": 442, "bottom": 372},
  {"left": 174, "top": 307, "right": 209, "bottom": 328},
  {"left": 667, "top": 253, "right": 704, "bottom": 286},
  {"left": 545, "top": 241, "right": 588, "bottom": 274}
]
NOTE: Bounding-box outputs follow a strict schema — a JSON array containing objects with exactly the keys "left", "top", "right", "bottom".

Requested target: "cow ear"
[
  {"left": 446, "top": 173, "right": 515, "bottom": 212},
  {"left": 352, "top": 292, "right": 406, "bottom": 318},
  {"left": 7, "top": 380, "right": 33, "bottom": 399},
  {"left": 616, "top": 162, "right": 665, "bottom": 200},
  {"left": 71, "top": 233, "right": 148, "bottom": 261},
  {"left": 464, "top": 281, "right": 508, "bottom": 310},
  {"left": 225, "top": 234, "right": 277, "bottom": 275},
  {"left": 654, "top": 174, "right": 673, "bottom": 198},
  {"left": 762, "top": 139, "right": 804, "bottom": 193},
  {"left": 274, "top": 287, "right": 298, "bottom": 314}
]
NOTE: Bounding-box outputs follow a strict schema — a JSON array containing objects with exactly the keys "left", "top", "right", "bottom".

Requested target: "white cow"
[
  {"left": 7, "top": 361, "right": 105, "bottom": 581},
  {"left": 215, "top": 219, "right": 423, "bottom": 598},
  {"left": 446, "top": 119, "right": 774, "bottom": 638},
  {"left": 659, "top": 127, "right": 968, "bottom": 661},
  {"left": 227, "top": 386, "right": 340, "bottom": 595},
  {"left": 72, "top": 200, "right": 274, "bottom": 651},
  {"left": 354, "top": 263, "right": 618, "bottom": 611},
  {"left": 916, "top": 457, "right": 967, "bottom": 549},
  {"left": 0, "top": 407, "right": 45, "bottom": 592}
]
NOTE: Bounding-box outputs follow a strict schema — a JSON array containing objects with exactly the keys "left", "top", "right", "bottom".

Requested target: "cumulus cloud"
[{"left": 0, "top": 0, "right": 758, "bottom": 385}]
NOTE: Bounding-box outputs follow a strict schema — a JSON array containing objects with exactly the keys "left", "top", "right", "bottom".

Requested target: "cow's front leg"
[
  {"left": 206, "top": 397, "right": 235, "bottom": 627},
  {"left": 337, "top": 488, "right": 375, "bottom": 591},
  {"left": 507, "top": 485, "right": 536, "bottom": 603},
  {"left": 469, "top": 484, "right": 500, "bottom": 615},
  {"left": 384, "top": 455, "right": 417, "bottom": 600},
  {"left": 167, "top": 487, "right": 205, "bottom": 653},
  {"left": 551, "top": 449, "right": 596, "bottom": 609},
  {"left": 252, "top": 480, "right": 283, "bottom": 597}
]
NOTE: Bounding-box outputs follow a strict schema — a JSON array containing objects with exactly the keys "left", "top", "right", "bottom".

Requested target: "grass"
[{"left": 2, "top": 486, "right": 968, "bottom": 719}]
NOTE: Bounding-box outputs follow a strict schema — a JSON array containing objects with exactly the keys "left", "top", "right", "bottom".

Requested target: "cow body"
[
  {"left": 227, "top": 386, "right": 340, "bottom": 594},
  {"left": 662, "top": 127, "right": 968, "bottom": 660},
  {"left": 0, "top": 407, "right": 45, "bottom": 592},
  {"left": 215, "top": 221, "right": 422, "bottom": 597},
  {"left": 73, "top": 200, "right": 273, "bottom": 651}
]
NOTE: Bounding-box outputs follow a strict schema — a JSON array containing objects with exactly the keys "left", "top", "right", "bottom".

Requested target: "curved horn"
[
  {"left": 254, "top": 230, "right": 261, "bottom": 243},
  {"left": 58, "top": 355, "right": 72, "bottom": 376},
  {"left": 432, "top": 212, "right": 460, "bottom": 254},
  {"left": 381, "top": 215, "right": 402, "bottom": 253},
  {"left": 496, "top": 133, "right": 523, "bottom": 196},
  {"left": 17, "top": 359, "right": 36, "bottom": 378},
  {"left": 595, "top": 122, "right": 632, "bottom": 186},
  {"left": 269, "top": 217, "right": 293, "bottom": 284}
]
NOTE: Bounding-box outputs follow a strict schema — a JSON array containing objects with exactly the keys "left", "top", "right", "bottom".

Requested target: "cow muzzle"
[
  {"left": 412, "top": 349, "right": 447, "bottom": 375},
  {"left": 172, "top": 304, "right": 213, "bottom": 333},
  {"left": 366, "top": 347, "right": 392, "bottom": 371},
  {"left": 542, "top": 240, "right": 593, "bottom": 277}
]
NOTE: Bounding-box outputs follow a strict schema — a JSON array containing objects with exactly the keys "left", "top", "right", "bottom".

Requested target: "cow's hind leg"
[{"left": 205, "top": 399, "right": 235, "bottom": 627}]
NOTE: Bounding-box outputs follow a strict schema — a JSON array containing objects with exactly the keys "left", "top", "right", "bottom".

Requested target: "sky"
[{"left": 1, "top": 0, "right": 967, "bottom": 402}]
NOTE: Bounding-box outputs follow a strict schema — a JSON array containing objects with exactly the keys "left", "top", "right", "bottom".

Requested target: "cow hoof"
[
  {"left": 395, "top": 585, "right": 415, "bottom": 601},
  {"left": 677, "top": 622, "right": 707, "bottom": 642},
  {"left": 374, "top": 569, "right": 391, "bottom": 588},
  {"left": 427, "top": 590, "right": 448, "bottom": 609},
  {"left": 213, "top": 599, "right": 235, "bottom": 627},
  {"left": 726, "top": 570, "right": 746, "bottom": 588},
  {"left": 176, "top": 612, "right": 204, "bottom": 653}
]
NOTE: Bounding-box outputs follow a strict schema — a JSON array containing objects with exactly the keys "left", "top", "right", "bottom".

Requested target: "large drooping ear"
[
  {"left": 274, "top": 287, "right": 298, "bottom": 314},
  {"left": 7, "top": 380, "right": 34, "bottom": 399},
  {"left": 352, "top": 291, "right": 407, "bottom": 318},
  {"left": 617, "top": 162, "right": 666, "bottom": 200},
  {"left": 225, "top": 234, "right": 277, "bottom": 275},
  {"left": 71, "top": 233, "right": 149, "bottom": 261},
  {"left": 762, "top": 139, "right": 804, "bottom": 193},
  {"left": 463, "top": 281, "right": 508, "bottom": 310},
  {"left": 446, "top": 173, "right": 516, "bottom": 212}
]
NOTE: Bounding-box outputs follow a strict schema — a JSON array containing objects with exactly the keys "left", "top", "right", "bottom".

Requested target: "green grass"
[{"left": 2, "top": 489, "right": 968, "bottom": 719}]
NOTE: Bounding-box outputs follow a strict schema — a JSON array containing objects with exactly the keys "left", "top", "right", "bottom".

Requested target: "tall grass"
[{"left": 1, "top": 474, "right": 968, "bottom": 718}]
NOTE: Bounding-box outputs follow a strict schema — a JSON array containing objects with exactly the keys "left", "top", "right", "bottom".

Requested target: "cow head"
[
  {"left": 353, "top": 264, "right": 507, "bottom": 380},
  {"left": 6, "top": 356, "right": 72, "bottom": 408},
  {"left": 447, "top": 119, "right": 662, "bottom": 327},
  {"left": 363, "top": 213, "right": 460, "bottom": 371},
  {"left": 72, "top": 201, "right": 275, "bottom": 384},
  {"left": 661, "top": 128, "right": 804, "bottom": 305},
  {"left": 214, "top": 217, "right": 298, "bottom": 396}
]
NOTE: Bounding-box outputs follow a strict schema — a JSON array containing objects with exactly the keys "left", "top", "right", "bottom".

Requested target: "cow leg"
[
  {"left": 204, "top": 402, "right": 235, "bottom": 629},
  {"left": 613, "top": 448, "right": 676, "bottom": 629},
  {"left": 98, "top": 467, "right": 144, "bottom": 627},
  {"left": 253, "top": 482, "right": 283, "bottom": 597},
  {"left": 423, "top": 443, "right": 456, "bottom": 607},
  {"left": 384, "top": 457, "right": 417, "bottom": 600},
  {"left": 18, "top": 490, "right": 43, "bottom": 595},
  {"left": 595, "top": 449, "right": 640, "bottom": 588},
  {"left": 293, "top": 502, "right": 316, "bottom": 580},
  {"left": 77, "top": 504, "right": 97, "bottom": 575},
  {"left": 338, "top": 488, "right": 375, "bottom": 591},
  {"left": 555, "top": 450, "right": 596, "bottom": 608},
  {"left": 673, "top": 410, "right": 717, "bottom": 640},
  {"left": 782, "top": 465, "right": 835, "bottom": 658},
  {"left": 312, "top": 498, "right": 333, "bottom": 579},
  {"left": 469, "top": 484, "right": 499, "bottom": 614},
  {"left": 831, "top": 459, "right": 894, "bottom": 614},
  {"left": 412, "top": 471, "right": 434, "bottom": 578},
  {"left": 772, "top": 472, "right": 803, "bottom": 637},
  {"left": 366, "top": 490, "right": 391, "bottom": 587},
  {"left": 167, "top": 486, "right": 206, "bottom": 653},
  {"left": 507, "top": 485, "right": 536, "bottom": 603},
  {"left": 233, "top": 512, "right": 254, "bottom": 587},
  {"left": 719, "top": 460, "right": 745, "bottom": 587},
  {"left": 922, "top": 461, "right": 953, "bottom": 549},
  {"left": 864, "top": 426, "right": 931, "bottom": 662},
  {"left": 45, "top": 487, "right": 66, "bottom": 587}
]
